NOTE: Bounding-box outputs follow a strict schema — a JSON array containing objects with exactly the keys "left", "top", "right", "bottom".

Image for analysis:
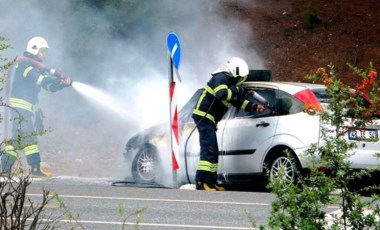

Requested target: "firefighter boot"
[
  {"left": 214, "top": 184, "right": 226, "bottom": 191},
  {"left": 31, "top": 166, "right": 52, "bottom": 178},
  {"left": 27, "top": 153, "right": 52, "bottom": 178},
  {"left": 196, "top": 181, "right": 216, "bottom": 191}
]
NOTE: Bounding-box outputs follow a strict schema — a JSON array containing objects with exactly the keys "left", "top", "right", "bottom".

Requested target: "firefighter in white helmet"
[
  {"left": 192, "top": 57, "right": 265, "bottom": 191},
  {"left": 1, "top": 36, "right": 72, "bottom": 178}
]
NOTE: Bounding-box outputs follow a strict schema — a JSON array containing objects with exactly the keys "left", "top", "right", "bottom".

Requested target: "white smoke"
[{"left": 0, "top": 1, "right": 263, "bottom": 180}]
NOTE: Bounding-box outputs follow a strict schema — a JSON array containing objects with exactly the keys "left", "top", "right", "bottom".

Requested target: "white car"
[{"left": 124, "top": 75, "right": 380, "bottom": 188}]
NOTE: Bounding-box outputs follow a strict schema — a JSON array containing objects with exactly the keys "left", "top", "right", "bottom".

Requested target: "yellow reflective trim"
[
  {"left": 205, "top": 85, "right": 215, "bottom": 96},
  {"left": 214, "top": 84, "right": 227, "bottom": 94},
  {"left": 24, "top": 144, "right": 39, "bottom": 155},
  {"left": 5, "top": 145, "right": 15, "bottom": 151},
  {"left": 241, "top": 100, "right": 249, "bottom": 110},
  {"left": 222, "top": 101, "right": 230, "bottom": 107},
  {"left": 9, "top": 97, "right": 33, "bottom": 112},
  {"left": 36, "top": 75, "right": 45, "bottom": 85},
  {"left": 193, "top": 109, "right": 216, "bottom": 124},
  {"left": 227, "top": 89, "right": 233, "bottom": 100},
  {"left": 195, "top": 91, "right": 206, "bottom": 110},
  {"left": 197, "top": 160, "right": 213, "bottom": 172},
  {"left": 212, "top": 84, "right": 233, "bottom": 103},
  {"left": 211, "top": 163, "right": 218, "bottom": 173},
  {"left": 5, "top": 145, "right": 17, "bottom": 157},
  {"left": 213, "top": 84, "right": 232, "bottom": 101},
  {"left": 23, "top": 66, "right": 33, "bottom": 77},
  {"left": 198, "top": 160, "right": 212, "bottom": 167}
]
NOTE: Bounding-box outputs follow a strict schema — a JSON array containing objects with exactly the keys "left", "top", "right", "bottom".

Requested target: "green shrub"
[{"left": 256, "top": 63, "right": 380, "bottom": 229}]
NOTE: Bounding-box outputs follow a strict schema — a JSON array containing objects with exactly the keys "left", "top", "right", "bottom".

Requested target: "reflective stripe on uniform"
[
  {"left": 9, "top": 97, "right": 33, "bottom": 112},
  {"left": 241, "top": 100, "right": 249, "bottom": 110},
  {"left": 24, "top": 144, "right": 39, "bottom": 156},
  {"left": 206, "top": 85, "right": 230, "bottom": 107},
  {"left": 211, "top": 163, "right": 218, "bottom": 173},
  {"left": 195, "top": 90, "right": 207, "bottom": 110},
  {"left": 36, "top": 75, "right": 45, "bottom": 85},
  {"left": 193, "top": 109, "right": 216, "bottom": 124},
  {"left": 197, "top": 160, "right": 212, "bottom": 172},
  {"left": 215, "top": 84, "right": 232, "bottom": 101},
  {"left": 5, "top": 145, "right": 18, "bottom": 157},
  {"left": 193, "top": 89, "right": 216, "bottom": 123},
  {"left": 23, "top": 66, "right": 33, "bottom": 77},
  {"left": 214, "top": 84, "right": 227, "bottom": 94},
  {"left": 205, "top": 85, "right": 215, "bottom": 96}
]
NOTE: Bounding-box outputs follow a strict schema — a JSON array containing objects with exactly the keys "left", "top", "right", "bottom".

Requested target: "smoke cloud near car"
[{"left": 0, "top": 1, "right": 264, "bottom": 180}]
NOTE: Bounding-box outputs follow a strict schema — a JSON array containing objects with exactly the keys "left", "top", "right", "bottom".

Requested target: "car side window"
[
  {"left": 234, "top": 88, "right": 277, "bottom": 118},
  {"left": 232, "top": 88, "right": 306, "bottom": 118},
  {"left": 277, "top": 91, "right": 304, "bottom": 115}
]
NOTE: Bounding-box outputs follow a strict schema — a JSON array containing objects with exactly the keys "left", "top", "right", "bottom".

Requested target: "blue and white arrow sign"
[{"left": 167, "top": 32, "right": 181, "bottom": 70}]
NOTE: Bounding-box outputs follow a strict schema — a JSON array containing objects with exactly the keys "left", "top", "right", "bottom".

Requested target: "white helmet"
[
  {"left": 225, "top": 57, "right": 249, "bottom": 78},
  {"left": 26, "top": 36, "right": 49, "bottom": 55}
]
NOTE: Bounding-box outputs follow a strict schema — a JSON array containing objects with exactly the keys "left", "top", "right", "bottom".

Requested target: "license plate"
[{"left": 348, "top": 129, "right": 378, "bottom": 141}]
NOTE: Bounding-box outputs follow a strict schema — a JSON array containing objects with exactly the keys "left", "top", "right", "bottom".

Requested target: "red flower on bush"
[
  {"left": 368, "top": 70, "right": 377, "bottom": 79},
  {"left": 316, "top": 67, "right": 324, "bottom": 75}
]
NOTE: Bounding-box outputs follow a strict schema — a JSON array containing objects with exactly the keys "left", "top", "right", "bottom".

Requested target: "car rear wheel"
[
  {"left": 132, "top": 144, "right": 160, "bottom": 184},
  {"left": 267, "top": 150, "right": 300, "bottom": 186}
]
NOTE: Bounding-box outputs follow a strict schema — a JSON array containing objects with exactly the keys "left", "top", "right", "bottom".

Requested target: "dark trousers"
[
  {"left": 193, "top": 115, "right": 219, "bottom": 185},
  {"left": 1, "top": 108, "right": 41, "bottom": 173}
]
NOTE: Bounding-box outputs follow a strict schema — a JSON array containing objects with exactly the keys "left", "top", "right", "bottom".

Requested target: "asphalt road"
[{"left": 25, "top": 176, "right": 277, "bottom": 230}]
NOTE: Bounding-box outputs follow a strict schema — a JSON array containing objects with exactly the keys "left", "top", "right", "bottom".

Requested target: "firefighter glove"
[
  {"left": 49, "top": 68, "right": 63, "bottom": 77},
  {"left": 61, "top": 77, "right": 72, "bottom": 87},
  {"left": 251, "top": 104, "right": 265, "bottom": 113}
]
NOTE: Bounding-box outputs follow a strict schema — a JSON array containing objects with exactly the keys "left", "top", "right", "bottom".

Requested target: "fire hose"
[
  {"left": 2, "top": 56, "right": 73, "bottom": 140},
  {"left": 183, "top": 87, "right": 272, "bottom": 184},
  {"left": 15, "top": 55, "right": 73, "bottom": 85}
]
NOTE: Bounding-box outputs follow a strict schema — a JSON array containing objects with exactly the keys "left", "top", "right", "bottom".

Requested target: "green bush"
[{"left": 255, "top": 63, "right": 380, "bottom": 229}]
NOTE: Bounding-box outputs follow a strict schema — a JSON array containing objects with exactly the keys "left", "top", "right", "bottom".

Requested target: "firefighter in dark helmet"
[
  {"left": 1, "top": 36, "right": 72, "bottom": 178},
  {"left": 192, "top": 57, "right": 265, "bottom": 191}
]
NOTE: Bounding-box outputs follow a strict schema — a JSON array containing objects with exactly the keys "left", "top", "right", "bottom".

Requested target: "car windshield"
[{"left": 178, "top": 88, "right": 203, "bottom": 123}]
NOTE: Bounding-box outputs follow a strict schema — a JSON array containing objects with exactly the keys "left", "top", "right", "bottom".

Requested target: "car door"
[{"left": 217, "top": 87, "right": 280, "bottom": 180}]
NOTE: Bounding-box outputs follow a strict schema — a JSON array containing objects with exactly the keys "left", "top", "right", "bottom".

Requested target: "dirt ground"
[{"left": 225, "top": 0, "right": 380, "bottom": 86}]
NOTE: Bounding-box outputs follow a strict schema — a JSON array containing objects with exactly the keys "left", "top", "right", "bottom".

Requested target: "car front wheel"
[{"left": 132, "top": 144, "right": 160, "bottom": 184}]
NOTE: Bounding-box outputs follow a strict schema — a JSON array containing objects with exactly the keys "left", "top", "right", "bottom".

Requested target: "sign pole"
[{"left": 167, "top": 32, "right": 181, "bottom": 188}]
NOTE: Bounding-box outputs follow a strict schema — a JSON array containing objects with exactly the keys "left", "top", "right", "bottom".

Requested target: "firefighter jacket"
[
  {"left": 192, "top": 72, "right": 258, "bottom": 124},
  {"left": 10, "top": 52, "right": 65, "bottom": 113}
]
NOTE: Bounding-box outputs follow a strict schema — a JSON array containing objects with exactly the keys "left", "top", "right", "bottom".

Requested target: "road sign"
[
  {"left": 167, "top": 32, "right": 182, "bottom": 188},
  {"left": 167, "top": 32, "right": 181, "bottom": 70}
]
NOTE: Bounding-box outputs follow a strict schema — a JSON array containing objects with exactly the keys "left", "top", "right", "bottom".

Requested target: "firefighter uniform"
[
  {"left": 1, "top": 51, "right": 68, "bottom": 177},
  {"left": 192, "top": 69, "right": 262, "bottom": 191}
]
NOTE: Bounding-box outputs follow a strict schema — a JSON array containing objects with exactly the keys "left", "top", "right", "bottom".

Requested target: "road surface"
[{"left": 25, "top": 176, "right": 277, "bottom": 229}]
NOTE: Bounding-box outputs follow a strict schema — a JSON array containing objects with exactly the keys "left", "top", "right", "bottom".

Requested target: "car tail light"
[{"left": 294, "top": 89, "right": 323, "bottom": 114}]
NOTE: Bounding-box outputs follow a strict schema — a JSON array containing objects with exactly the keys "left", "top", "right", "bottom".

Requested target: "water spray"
[{"left": 71, "top": 81, "right": 139, "bottom": 123}]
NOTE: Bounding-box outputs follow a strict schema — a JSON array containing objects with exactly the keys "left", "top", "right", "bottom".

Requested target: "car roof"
[{"left": 243, "top": 81, "right": 326, "bottom": 95}]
